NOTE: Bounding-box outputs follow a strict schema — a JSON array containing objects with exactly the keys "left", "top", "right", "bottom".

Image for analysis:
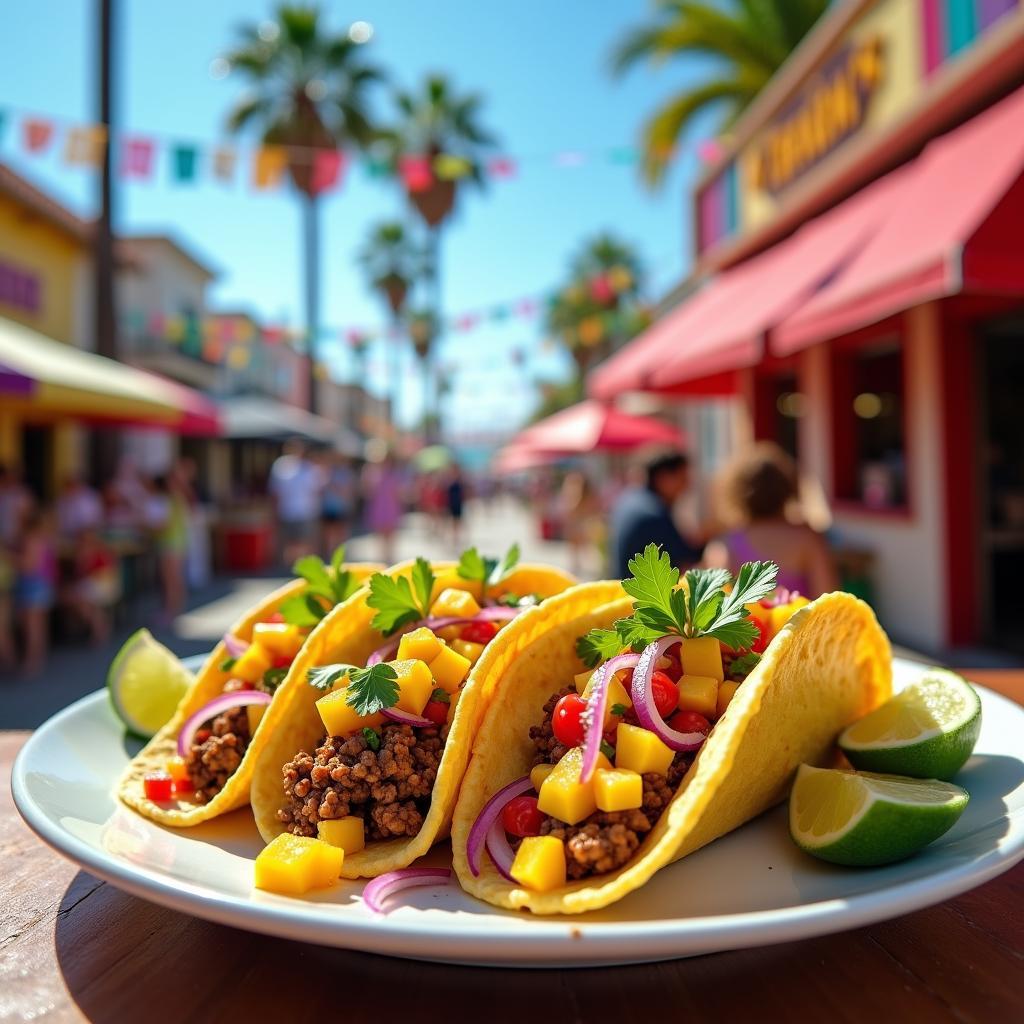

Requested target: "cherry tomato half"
[
  {"left": 271, "top": 654, "right": 293, "bottom": 669},
  {"left": 461, "top": 620, "right": 498, "bottom": 645},
  {"left": 552, "top": 692, "right": 588, "bottom": 748},
  {"left": 669, "top": 710, "right": 711, "bottom": 735},
  {"left": 423, "top": 700, "right": 449, "bottom": 725},
  {"left": 143, "top": 772, "right": 174, "bottom": 801},
  {"left": 661, "top": 647, "right": 683, "bottom": 681},
  {"left": 264, "top": 611, "right": 285, "bottom": 624},
  {"left": 650, "top": 671, "right": 680, "bottom": 719},
  {"left": 502, "top": 795, "right": 544, "bottom": 838},
  {"left": 172, "top": 777, "right": 195, "bottom": 795}
]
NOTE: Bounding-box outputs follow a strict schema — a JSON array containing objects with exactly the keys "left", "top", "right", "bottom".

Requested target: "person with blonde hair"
[{"left": 704, "top": 442, "right": 837, "bottom": 598}]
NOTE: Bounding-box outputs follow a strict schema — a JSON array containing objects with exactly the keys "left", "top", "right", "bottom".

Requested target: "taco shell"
[
  {"left": 117, "top": 564, "right": 380, "bottom": 827},
  {"left": 250, "top": 560, "right": 585, "bottom": 877},
  {"left": 451, "top": 586, "right": 892, "bottom": 914}
]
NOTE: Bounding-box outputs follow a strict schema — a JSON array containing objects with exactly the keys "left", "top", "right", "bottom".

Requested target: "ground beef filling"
[
  {"left": 277, "top": 723, "right": 446, "bottom": 841},
  {"left": 185, "top": 679, "right": 261, "bottom": 803},
  {"left": 528, "top": 686, "right": 694, "bottom": 880}
]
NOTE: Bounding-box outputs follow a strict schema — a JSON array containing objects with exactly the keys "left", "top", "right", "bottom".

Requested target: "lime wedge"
[
  {"left": 107, "top": 628, "right": 194, "bottom": 739},
  {"left": 838, "top": 669, "right": 981, "bottom": 780},
  {"left": 789, "top": 764, "right": 969, "bottom": 867}
]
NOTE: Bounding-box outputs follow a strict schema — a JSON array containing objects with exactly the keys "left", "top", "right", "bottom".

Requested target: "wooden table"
[{"left": 3, "top": 672, "right": 1022, "bottom": 1024}]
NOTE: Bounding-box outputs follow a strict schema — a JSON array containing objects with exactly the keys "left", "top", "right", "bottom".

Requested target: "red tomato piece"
[
  {"left": 501, "top": 795, "right": 544, "bottom": 838},
  {"left": 750, "top": 617, "right": 769, "bottom": 653},
  {"left": 461, "top": 620, "right": 498, "bottom": 644},
  {"left": 143, "top": 772, "right": 174, "bottom": 801},
  {"left": 650, "top": 671, "right": 680, "bottom": 719},
  {"left": 552, "top": 692, "right": 588, "bottom": 748},
  {"left": 423, "top": 700, "right": 449, "bottom": 725},
  {"left": 670, "top": 710, "right": 711, "bottom": 735},
  {"left": 172, "top": 777, "right": 195, "bottom": 795},
  {"left": 661, "top": 646, "right": 683, "bottom": 681},
  {"left": 271, "top": 654, "right": 293, "bottom": 669},
  {"left": 195, "top": 729, "right": 212, "bottom": 744},
  {"left": 264, "top": 611, "right": 285, "bottom": 624}
]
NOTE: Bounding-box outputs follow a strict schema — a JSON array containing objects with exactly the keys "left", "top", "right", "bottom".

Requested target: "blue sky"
[{"left": 0, "top": 1, "right": 716, "bottom": 439}]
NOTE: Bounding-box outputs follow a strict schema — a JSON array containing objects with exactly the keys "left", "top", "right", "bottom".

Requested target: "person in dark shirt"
[{"left": 610, "top": 449, "right": 701, "bottom": 577}]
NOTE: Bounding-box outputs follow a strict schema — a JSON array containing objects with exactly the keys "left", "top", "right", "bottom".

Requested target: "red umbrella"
[{"left": 511, "top": 400, "right": 686, "bottom": 455}]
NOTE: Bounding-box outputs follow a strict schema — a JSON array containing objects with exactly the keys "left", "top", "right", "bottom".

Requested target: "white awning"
[{"left": 220, "top": 395, "right": 361, "bottom": 455}]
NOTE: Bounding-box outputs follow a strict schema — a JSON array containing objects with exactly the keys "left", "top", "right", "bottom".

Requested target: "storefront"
[{"left": 590, "top": 0, "right": 1024, "bottom": 654}]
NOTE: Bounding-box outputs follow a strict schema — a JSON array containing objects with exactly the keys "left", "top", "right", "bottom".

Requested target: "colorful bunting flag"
[
  {"left": 398, "top": 154, "right": 433, "bottom": 192},
  {"left": 171, "top": 144, "right": 199, "bottom": 182},
  {"left": 23, "top": 118, "right": 55, "bottom": 154},
  {"left": 63, "top": 125, "right": 107, "bottom": 167},
  {"left": 434, "top": 153, "right": 472, "bottom": 180},
  {"left": 252, "top": 146, "right": 287, "bottom": 189},
  {"left": 310, "top": 149, "right": 346, "bottom": 194},
  {"left": 212, "top": 146, "right": 237, "bottom": 182},
  {"left": 121, "top": 137, "right": 155, "bottom": 178}
]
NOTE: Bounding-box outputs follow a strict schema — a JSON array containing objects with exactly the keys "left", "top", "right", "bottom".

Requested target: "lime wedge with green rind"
[
  {"left": 838, "top": 669, "right": 981, "bottom": 780},
  {"left": 789, "top": 764, "right": 969, "bottom": 867},
  {"left": 107, "top": 628, "right": 193, "bottom": 739}
]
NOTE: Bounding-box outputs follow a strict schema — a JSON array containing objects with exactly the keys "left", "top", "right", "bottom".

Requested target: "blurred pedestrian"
[
  {"left": 321, "top": 452, "right": 357, "bottom": 554},
  {"left": 269, "top": 439, "right": 323, "bottom": 566},
  {"left": 15, "top": 510, "right": 57, "bottom": 675},
  {"left": 0, "top": 542, "right": 14, "bottom": 671},
  {"left": 560, "top": 470, "right": 602, "bottom": 576},
  {"left": 363, "top": 451, "right": 404, "bottom": 564},
  {"left": 146, "top": 474, "right": 189, "bottom": 622},
  {"left": 703, "top": 442, "right": 837, "bottom": 597},
  {"left": 0, "top": 464, "right": 34, "bottom": 547},
  {"left": 445, "top": 465, "right": 467, "bottom": 547},
  {"left": 610, "top": 449, "right": 700, "bottom": 578},
  {"left": 63, "top": 527, "right": 118, "bottom": 646},
  {"left": 56, "top": 474, "right": 103, "bottom": 537}
]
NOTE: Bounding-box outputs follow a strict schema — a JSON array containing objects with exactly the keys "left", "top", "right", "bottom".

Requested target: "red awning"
[
  {"left": 774, "top": 84, "right": 1024, "bottom": 354},
  {"left": 510, "top": 400, "right": 686, "bottom": 455}
]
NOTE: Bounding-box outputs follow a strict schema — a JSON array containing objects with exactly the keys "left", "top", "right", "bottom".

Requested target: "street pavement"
[{"left": 0, "top": 499, "right": 584, "bottom": 728}]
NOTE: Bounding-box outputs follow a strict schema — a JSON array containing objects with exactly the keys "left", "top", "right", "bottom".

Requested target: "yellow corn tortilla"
[
  {"left": 451, "top": 586, "right": 892, "bottom": 915},
  {"left": 251, "top": 560, "right": 583, "bottom": 878},
  {"left": 117, "top": 564, "right": 381, "bottom": 827}
]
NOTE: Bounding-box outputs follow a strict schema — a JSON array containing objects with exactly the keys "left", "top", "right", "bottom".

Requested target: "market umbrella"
[{"left": 509, "top": 400, "right": 686, "bottom": 456}]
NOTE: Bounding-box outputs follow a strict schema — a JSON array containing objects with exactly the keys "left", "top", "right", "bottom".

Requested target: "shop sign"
[
  {"left": 0, "top": 258, "right": 41, "bottom": 314},
  {"left": 750, "top": 35, "right": 885, "bottom": 195}
]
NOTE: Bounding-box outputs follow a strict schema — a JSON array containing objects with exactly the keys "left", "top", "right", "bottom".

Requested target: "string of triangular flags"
[{"left": 0, "top": 105, "right": 713, "bottom": 194}]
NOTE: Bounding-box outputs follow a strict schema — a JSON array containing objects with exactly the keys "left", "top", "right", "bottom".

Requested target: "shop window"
[
  {"left": 831, "top": 339, "right": 907, "bottom": 509},
  {"left": 754, "top": 370, "right": 802, "bottom": 459}
]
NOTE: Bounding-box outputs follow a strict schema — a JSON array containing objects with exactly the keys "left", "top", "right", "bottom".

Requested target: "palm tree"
[
  {"left": 358, "top": 220, "right": 424, "bottom": 427},
  {"left": 613, "top": 0, "right": 829, "bottom": 185},
  {"left": 220, "top": 5, "right": 383, "bottom": 413},
  {"left": 382, "top": 74, "right": 497, "bottom": 438}
]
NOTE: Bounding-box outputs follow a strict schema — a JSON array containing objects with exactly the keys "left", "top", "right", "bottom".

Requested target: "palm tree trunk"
[
  {"left": 302, "top": 191, "right": 320, "bottom": 415},
  {"left": 424, "top": 224, "right": 442, "bottom": 443}
]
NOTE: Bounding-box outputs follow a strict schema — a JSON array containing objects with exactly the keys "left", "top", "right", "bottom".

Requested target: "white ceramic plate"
[{"left": 12, "top": 658, "right": 1024, "bottom": 967}]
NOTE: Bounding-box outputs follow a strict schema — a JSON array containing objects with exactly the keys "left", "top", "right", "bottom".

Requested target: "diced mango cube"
[
  {"left": 428, "top": 644, "right": 472, "bottom": 694},
  {"left": 677, "top": 675, "right": 719, "bottom": 717},
  {"left": 536, "top": 746, "right": 610, "bottom": 825},
  {"left": 582, "top": 674, "right": 634, "bottom": 728},
  {"left": 233, "top": 643, "right": 273, "bottom": 683},
  {"left": 451, "top": 639, "right": 485, "bottom": 665},
  {"left": 429, "top": 587, "right": 481, "bottom": 620},
  {"left": 437, "top": 625, "right": 461, "bottom": 643},
  {"left": 397, "top": 626, "right": 443, "bottom": 663},
  {"left": 390, "top": 659, "right": 434, "bottom": 715},
  {"left": 252, "top": 622, "right": 303, "bottom": 659},
  {"left": 768, "top": 596, "right": 810, "bottom": 640},
  {"left": 315, "top": 685, "right": 383, "bottom": 737},
  {"left": 530, "top": 762, "right": 555, "bottom": 791},
  {"left": 510, "top": 836, "right": 566, "bottom": 892},
  {"left": 717, "top": 680, "right": 740, "bottom": 718},
  {"left": 165, "top": 755, "right": 190, "bottom": 783},
  {"left": 594, "top": 768, "right": 643, "bottom": 812},
  {"left": 430, "top": 570, "right": 482, "bottom": 604},
  {"left": 254, "top": 834, "right": 343, "bottom": 895},
  {"left": 615, "top": 723, "right": 674, "bottom": 775},
  {"left": 317, "top": 816, "right": 365, "bottom": 854},
  {"left": 680, "top": 636, "right": 724, "bottom": 682}
]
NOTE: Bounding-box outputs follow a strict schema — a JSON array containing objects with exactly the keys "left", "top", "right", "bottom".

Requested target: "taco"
[
  {"left": 250, "top": 546, "right": 578, "bottom": 881},
  {"left": 117, "top": 548, "right": 381, "bottom": 826},
  {"left": 451, "top": 546, "right": 892, "bottom": 914}
]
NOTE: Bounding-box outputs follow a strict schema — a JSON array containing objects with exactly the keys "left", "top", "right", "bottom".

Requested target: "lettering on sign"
[
  {"left": 0, "top": 259, "right": 41, "bottom": 315},
  {"left": 749, "top": 35, "right": 884, "bottom": 195}
]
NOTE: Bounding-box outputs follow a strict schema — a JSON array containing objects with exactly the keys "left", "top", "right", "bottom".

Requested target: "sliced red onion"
[
  {"left": 764, "top": 588, "right": 801, "bottom": 608},
  {"left": 222, "top": 632, "right": 249, "bottom": 658},
  {"left": 363, "top": 868, "right": 452, "bottom": 915},
  {"left": 381, "top": 706, "right": 434, "bottom": 728},
  {"left": 631, "top": 636, "right": 707, "bottom": 753},
  {"left": 176, "top": 691, "right": 273, "bottom": 757},
  {"left": 366, "top": 605, "right": 523, "bottom": 666},
  {"left": 485, "top": 818, "right": 517, "bottom": 882},
  {"left": 580, "top": 652, "right": 641, "bottom": 783},
  {"left": 466, "top": 775, "right": 533, "bottom": 876}
]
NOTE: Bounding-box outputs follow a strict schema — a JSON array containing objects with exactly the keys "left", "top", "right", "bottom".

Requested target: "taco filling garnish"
[{"left": 465, "top": 546, "right": 812, "bottom": 891}]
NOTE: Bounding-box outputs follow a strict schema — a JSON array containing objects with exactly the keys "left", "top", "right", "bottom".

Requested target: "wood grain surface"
[{"left": 2, "top": 673, "right": 1022, "bottom": 1024}]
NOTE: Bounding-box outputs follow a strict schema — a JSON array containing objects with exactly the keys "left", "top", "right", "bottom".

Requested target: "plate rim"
[{"left": 11, "top": 663, "right": 1024, "bottom": 965}]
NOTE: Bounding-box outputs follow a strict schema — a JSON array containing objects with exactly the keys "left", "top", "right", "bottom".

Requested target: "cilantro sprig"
[
  {"left": 365, "top": 557, "right": 436, "bottom": 636},
  {"left": 576, "top": 544, "right": 779, "bottom": 667},
  {"left": 280, "top": 544, "right": 362, "bottom": 626},
  {"left": 457, "top": 543, "right": 520, "bottom": 596},
  {"left": 307, "top": 661, "right": 400, "bottom": 718}
]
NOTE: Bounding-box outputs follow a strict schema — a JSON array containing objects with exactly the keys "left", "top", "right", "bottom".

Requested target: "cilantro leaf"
[
  {"left": 458, "top": 544, "right": 521, "bottom": 594},
  {"left": 430, "top": 687, "right": 451, "bottom": 705},
  {"left": 261, "top": 666, "right": 288, "bottom": 694},
  {"left": 610, "top": 703, "right": 628, "bottom": 717},
  {"left": 330, "top": 544, "right": 346, "bottom": 580},
  {"left": 600, "top": 740, "right": 616, "bottom": 760},
  {"left": 411, "top": 557, "right": 435, "bottom": 616},
  {"left": 307, "top": 663, "right": 357, "bottom": 692},
  {"left": 488, "top": 543, "right": 520, "bottom": 586},
  {"left": 728, "top": 651, "right": 761, "bottom": 679},
  {"left": 361, "top": 726, "right": 381, "bottom": 752},
  {"left": 367, "top": 573, "right": 422, "bottom": 636},
  {"left": 691, "top": 589, "right": 724, "bottom": 633},
  {"left": 220, "top": 656, "right": 237, "bottom": 672},
  {"left": 615, "top": 616, "right": 666, "bottom": 651},
  {"left": 719, "top": 561, "right": 778, "bottom": 620},
  {"left": 621, "top": 545, "right": 680, "bottom": 621},
  {"left": 703, "top": 618, "right": 758, "bottom": 651},
  {"left": 280, "top": 592, "right": 327, "bottom": 627},
  {"left": 684, "top": 567, "right": 731, "bottom": 630},
  {"left": 344, "top": 663, "right": 399, "bottom": 717},
  {"left": 456, "top": 547, "right": 488, "bottom": 583},
  {"left": 576, "top": 628, "right": 622, "bottom": 668},
  {"left": 292, "top": 554, "right": 334, "bottom": 600}
]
